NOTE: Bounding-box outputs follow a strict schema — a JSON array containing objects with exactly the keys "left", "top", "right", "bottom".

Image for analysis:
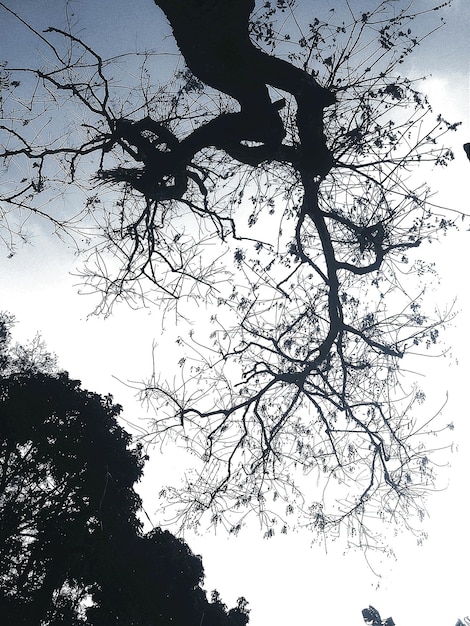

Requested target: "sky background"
[{"left": 1, "top": 1, "right": 470, "bottom": 625}]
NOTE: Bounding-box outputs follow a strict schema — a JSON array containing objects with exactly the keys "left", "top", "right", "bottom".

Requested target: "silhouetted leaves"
[{"left": 0, "top": 316, "right": 249, "bottom": 625}]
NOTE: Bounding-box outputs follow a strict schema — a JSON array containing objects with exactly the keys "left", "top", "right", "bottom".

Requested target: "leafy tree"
[
  {"left": 0, "top": 314, "right": 249, "bottom": 625},
  {"left": 84, "top": 527, "right": 249, "bottom": 626},
  {"left": 0, "top": 0, "right": 461, "bottom": 548}
]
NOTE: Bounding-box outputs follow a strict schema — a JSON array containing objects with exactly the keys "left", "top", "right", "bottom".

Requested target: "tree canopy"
[
  {"left": 0, "top": 313, "right": 249, "bottom": 625},
  {"left": 0, "top": 0, "right": 461, "bottom": 549}
]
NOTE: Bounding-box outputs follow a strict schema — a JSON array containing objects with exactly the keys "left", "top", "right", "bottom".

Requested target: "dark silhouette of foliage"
[
  {"left": 363, "top": 606, "right": 395, "bottom": 626},
  {"left": 85, "top": 527, "right": 249, "bottom": 626},
  {"left": 0, "top": 0, "right": 460, "bottom": 549},
  {"left": 0, "top": 314, "right": 249, "bottom": 625}
]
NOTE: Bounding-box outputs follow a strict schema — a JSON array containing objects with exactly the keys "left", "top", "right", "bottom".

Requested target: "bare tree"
[{"left": 0, "top": 0, "right": 460, "bottom": 548}]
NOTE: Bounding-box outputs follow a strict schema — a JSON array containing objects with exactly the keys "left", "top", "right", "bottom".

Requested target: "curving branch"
[{"left": 0, "top": 0, "right": 459, "bottom": 547}]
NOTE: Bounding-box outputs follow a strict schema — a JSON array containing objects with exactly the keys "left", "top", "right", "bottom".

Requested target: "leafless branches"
[{"left": 0, "top": 0, "right": 460, "bottom": 548}]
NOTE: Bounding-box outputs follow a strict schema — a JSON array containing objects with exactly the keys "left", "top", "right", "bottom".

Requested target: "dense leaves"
[
  {"left": 0, "top": 314, "right": 142, "bottom": 622},
  {"left": 84, "top": 528, "right": 249, "bottom": 626},
  {"left": 0, "top": 315, "right": 249, "bottom": 625}
]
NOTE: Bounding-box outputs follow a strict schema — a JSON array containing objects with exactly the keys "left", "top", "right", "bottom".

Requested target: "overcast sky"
[{"left": 1, "top": 1, "right": 470, "bottom": 625}]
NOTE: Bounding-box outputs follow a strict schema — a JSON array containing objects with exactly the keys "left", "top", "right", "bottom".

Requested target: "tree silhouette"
[
  {"left": 0, "top": 314, "right": 249, "bottom": 625},
  {"left": 0, "top": 1, "right": 460, "bottom": 547}
]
